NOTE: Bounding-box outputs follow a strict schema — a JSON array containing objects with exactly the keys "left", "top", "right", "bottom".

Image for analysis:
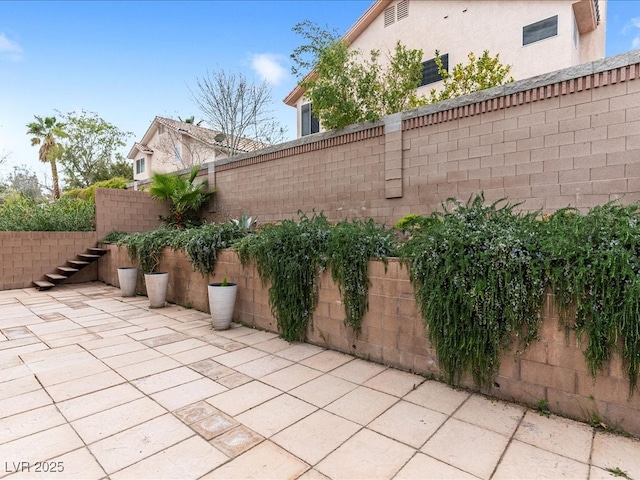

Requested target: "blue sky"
[{"left": 0, "top": 1, "right": 639, "bottom": 187}]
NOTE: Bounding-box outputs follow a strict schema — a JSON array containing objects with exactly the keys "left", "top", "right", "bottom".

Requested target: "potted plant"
[
  {"left": 208, "top": 276, "right": 237, "bottom": 330},
  {"left": 145, "top": 271, "right": 169, "bottom": 308},
  {"left": 117, "top": 267, "right": 138, "bottom": 297}
]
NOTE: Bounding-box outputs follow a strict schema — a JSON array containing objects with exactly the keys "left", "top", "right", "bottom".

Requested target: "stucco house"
[
  {"left": 128, "top": 116, "right": 266, "bottom": 182},
  {"left": 284, "top": 0, "right": 606, "bottom": 138}
]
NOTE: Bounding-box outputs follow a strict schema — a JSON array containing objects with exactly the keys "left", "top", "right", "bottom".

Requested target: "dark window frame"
[
  {"left": 301, "top": 103, "right": 320, "bottom": 136},
  {"left": 523, "top": 15, "right": 558, "bottom": 46},
  {"left": 420, "top": 53, "right": 448, "bottom": 87},
  {"left": 135, "top": 158, "right": 145, "bottom": 175}
]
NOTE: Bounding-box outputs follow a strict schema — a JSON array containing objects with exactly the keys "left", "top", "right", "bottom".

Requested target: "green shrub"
[
  {"left": 64, "top": 177, "right": 129, "bottom": 202},
  {"left": 0, "top": 193, "right": 95, "bottom": 231},
  {"left": 180, "top": 222, "right": 246, "bottom": 276},
  {"left": 117, "top": 227, "right": 176, "bottom": 273}
]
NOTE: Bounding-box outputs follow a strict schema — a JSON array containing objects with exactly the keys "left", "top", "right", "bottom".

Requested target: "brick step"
[
  {"left": 78, "top": 254, "right": 101, "bottom": 261},
  {"left": 46, "top": 273, "right": 67, "bottom": 284},
  {"left": 58, "top": 266, "right": 79, "bottom": 276},
  {"left": 33, "top": 281, "right": 55, "bottom": 291},
  {"left": 87, "top": 248, "right": 108, "bottom": 256},
  {"left": 69, "top": 260, "right": 90, "bottom": 269}
]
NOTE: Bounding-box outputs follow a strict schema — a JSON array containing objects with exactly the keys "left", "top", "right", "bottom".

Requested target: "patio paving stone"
[
  {"left": 325, "top": 385, "right": 398, "bottom": 425},
  {"left": 131, "top": 366, "right": 203, "bottom": 395},
  {"left": 235, "top": 394, "right": 317, "bottom": 437},
  {"left": 234, "top": 354, "right": 293, "bottom": 378},
  {"left": 174, "top": 401, "right": 219, "bottom": 425},
  {"left": 192, "top": 411, "right": 239, "bottom": 440},
  {"left": 298, "top": 349, "right": 353, "bottom": 372},
  {"left": 404, "top": 379, "right": 471, "bottom": 414},
  {"left": 151, "top": 377, "right": 227, "bottom": 411},
  {"left": 206, "top": 380, "right": 280, "bottom": 416},
  {"left": 188, "top": 359, "right": 235, "bottom": 379},
  {"left": 591, "top": 432, "right": 640, "bottom": 480},
  {"left": 56, "top": 383, "right": 144, "bottom": 422},
  {"left": 208, "top": 425, "right": 264, "bottom": 458},
  {"left": 260, "top": 364, "right": 322, "bottom": 391},
  {"left": 329, "top": 358, "right": 387, "bottom": 383},
  {"left": 454, "top": 393, "right": 527, "bottom": 437},
  {"left": 289, "top": 373, "right": 357, "bottom": 408},
  {"left": 395, "top": 453, "right": 478, "bottom": 480}
]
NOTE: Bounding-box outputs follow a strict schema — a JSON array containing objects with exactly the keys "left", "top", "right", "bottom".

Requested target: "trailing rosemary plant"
[
  {"left": 179, "top": 222, "right": 245, "bottom": 276},
  {"left": 327, "top": 219, "right": 397, "bottom": 332},
  {"left": 117, "top": 227, "right": 176, "bottom": 273},
  {"left": 235, "top": 212, "right": 331, "bottom": 342},
  {"left": 540, "top": 202, "right": 640, "bottom": 392},
  {"left": 399, "top": 195, "right": 545, "bottom": 388}
]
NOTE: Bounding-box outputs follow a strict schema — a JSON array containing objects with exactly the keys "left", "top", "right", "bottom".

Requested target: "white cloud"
[
  {"left": 633, "top": 36, "right": 640, "bottom": 49},
  {"left": 250, "top": 53, "right": 288, "bottom": 86},
  {"left": 0, "top": 33, "right": 23, "bottom": 61}
]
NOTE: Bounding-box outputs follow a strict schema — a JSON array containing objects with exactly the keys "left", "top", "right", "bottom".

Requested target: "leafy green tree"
[
  {"left": 291, "top": 21, "right": 425, "bottom": 130},
  {"left": 2, "top": 165, "right": 43, "bottom": 200},
  {"left": 57, "top": 110, "right": 133, "bottom": 189},
  {"left": 149, "top": 166, "right": 215, "bottom": 229},
  {"left": 26, "top": 115, "right": 67, "bottom": 199},
  {"left": 427, "top": 50, "right": 514, "bottom": 103}
]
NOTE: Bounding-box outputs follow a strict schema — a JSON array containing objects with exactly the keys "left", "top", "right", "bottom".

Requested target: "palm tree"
[
  {"left": 26, "top": 116, "right": 67, "bottom": 199},
  {"left": 149, "top": 166, "right": 215, "bottom": 228}
]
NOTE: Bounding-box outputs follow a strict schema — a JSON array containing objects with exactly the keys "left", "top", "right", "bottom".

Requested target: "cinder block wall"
[
  {"left": 208, "top": 51, "right": 640, "bottom": 225},
  {"left": 0, "top": 232, "right": 98, "bottom": 289},
  {"left": 100, "top": 244, "right": 640, "bottom": 436},
  {"left": 95, "top": 188, "right": 169, "bottom": 240}
]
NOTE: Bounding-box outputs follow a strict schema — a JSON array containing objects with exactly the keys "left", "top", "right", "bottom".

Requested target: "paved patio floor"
[{"left": 1, "top": 282, "right": 639, "bottom": 480}]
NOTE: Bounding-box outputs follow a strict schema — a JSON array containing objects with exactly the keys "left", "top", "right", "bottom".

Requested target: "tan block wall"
[
  {"left": 0, "top": 232, "right": 99, "bottom": 289},
  {"left": 95, "top": 188, "right": 169, "bottom": 240},
  {"left": 100, "top": 244, "right": 640, "bottom": 436}
]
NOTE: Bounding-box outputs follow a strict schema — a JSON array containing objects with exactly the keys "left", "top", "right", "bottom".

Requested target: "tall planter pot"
[
  {"left": 117, "top": 267, "right": 138, "bottom": 297},
  {"left": 145, "top": 272, "right": 169, "bottom": 308},
  {"left": 208, "top": 282, "right": 237, "bottom": 330}
]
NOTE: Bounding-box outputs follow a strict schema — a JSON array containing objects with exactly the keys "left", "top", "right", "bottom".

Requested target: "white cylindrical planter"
[
  {"left": 117, "top": 267, "right": 138, "bottom": 297},
  {"left": 145, "top": 272, "right": 169, "bottom": 308},
  {"left": 208, "top": 282, "right": 237, "bottom": 330}
]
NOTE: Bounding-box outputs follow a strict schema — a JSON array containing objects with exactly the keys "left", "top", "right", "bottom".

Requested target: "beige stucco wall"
[{"left": 294, "top": 0, "right": 607, "bottom": 137}]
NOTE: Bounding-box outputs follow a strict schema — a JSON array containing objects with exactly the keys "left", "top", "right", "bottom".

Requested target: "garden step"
[
  {"left": 33, "top": 281, "right": 55, "bottom": 291},
  {"left": 46, "top": 273, "right": 67, "bottom": 284},
  {"left": 87, "top": 248, "right": 108, "bottom": 256},
  {"left": 69, "top": 260, "right": 91, "bottom": 269},
  {"left": 58, "top": 266, "right": 79, "bottom": 276},
  {"left": 78, "top": 254, "right": 101, "bottom": 261}
]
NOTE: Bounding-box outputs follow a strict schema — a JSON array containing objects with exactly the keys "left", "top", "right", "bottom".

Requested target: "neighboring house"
[
  {"left": 284, "top": 0, "right": 606, "bottom": 138},
  {"left": 128, "top": 116, "right": 266, "bottom": 182}
]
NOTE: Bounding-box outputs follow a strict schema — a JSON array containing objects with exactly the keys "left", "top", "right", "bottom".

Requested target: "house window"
[
  {"left": 135, "top": 158, "right": 145, "bottom": 175},
  {"left": 420, "top": 54, "right": 448, "bottom": 87},
  {"left": 573, "top": 14, "right": 578, "bottom": 48},
  {"left": 173, "top": 145, "right": 181, "bottom": 163},
  {"left": 523, "top": 15, "right": 558, "bottom": 46},
  {"left": 301, "top": 103, "right": 320, "bottom": 136}
]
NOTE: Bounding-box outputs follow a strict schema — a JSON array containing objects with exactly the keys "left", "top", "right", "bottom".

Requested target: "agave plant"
[
  {"left": 149, "top": 166, "right": 215, "bottom": 229},
  {"left": 231, "top": 213, "right": 258, "bottom": 232}
]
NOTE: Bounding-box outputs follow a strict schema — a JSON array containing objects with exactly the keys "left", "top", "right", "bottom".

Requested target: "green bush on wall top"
[{"left": 0, "top": 193, "right": 95, "bottom": 231}]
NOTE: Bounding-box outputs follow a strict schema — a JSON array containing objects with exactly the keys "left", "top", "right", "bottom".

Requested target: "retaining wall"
[{"left": 99, "top": 243, "right": 640, "bottom": 437}]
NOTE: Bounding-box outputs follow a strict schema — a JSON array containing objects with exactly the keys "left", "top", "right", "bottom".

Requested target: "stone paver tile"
[
  {"left": 0, "top": 405, "right": 66, "bottom": 444},
  {"left": 591, "top": 431, "right": 640, "bottom": 480},
  {"left": 325, "top": 386, "right": 398, "bottom": 425},
  {"left": 89, "top": 341, "right": 147, "bottom": 359},
  {"left": 297, "top": 469, "right": 330, "bottom": 480},
  {"left": 101, "top": 348, "right": 164, "bottom": 369},
  {"left": 88, "top": 414, "right": 193, "bottom": 474},
  {"left": 316, "top": 428, "right": 414, "bottom": 480},
  {"left": 233, "top": 330, "right": 279, "bottom": 345},
  {"left": 57, "top": 384, "right": 143, "bottom": 422},
  {"left": 206, "top": 381, "right": 280, "bottom": 416},
  {"left": 300, "top": 350, "right": 353, "bottom": 373},
  {"left": 0, "top": 424, "right": 83, "bottom": 468},
  {"left": 99, "top": 325, "right": 145, "bottom": 338},
  {"left": 80, "top": 334, "right": 133, "bottom": 350},
  {"left": 422, "top": 418, "right": 509, "bottom": 480},
  {"left": 46, "top": 370, "right": 125, "bottom": 402},
  {"left": 0, "top": 389, "right": 52, "bottom": 419},
  {"left": 252, "top": 337, "right": 292, "bottom": 354},
  {"left": 209, "top": 425, "right": 263, "bottom": 458},
  {"left": 200, "top": 334, "right": 245, "bottom": 351},
  {"left": 260, "top": 364, "right": 322, "bottom": 391},
  {"left": 0, "top": 374, "right": 40, "bottom": 401},
  {"left": 174, "top": 401, "right": 218, "bottom": 425},
  {"left": 493, "top": 439, "right": 589, "bottom": 479},
  {"left": 3, "top": 447, "right": 107, "bottom": 479},
  {"left": 128, "top": 327, "right": 176, "bottom": 341},
  {"left": 234, "top": 354, "right": 293, "bottom": 378},
  {"left": 110, "top": 436, "right": 227, "bottom": 480},
  {"left": 71, "top": 397, "right": 167, "bottom": 444},
  {"left": 0, "top": 364, "right": 33, "bottom": 383},
  {"left": 0, "top": 342, "right": 48, "bottom": 360},
  {"left": 363, "top": 368, "right": 424, "bottom": 397},
  {"left": 35, "top": 359, "right": 110, "bottom": 387},
  {"left": 131, "top": 366, "right": 203, "bottom": 395},
  {"left": 19, "top": 344, "right": 83, "bottom": 363},
  {"left": 395, "top": 452, "right": 479, "bottom": 480},
  {"left": 272, "top": 410, "right": 360, "bottom": 465},
  {"left": 0, "top": 337, "right": 40, "bottom": 352},
  {"left": 236, "top": 394, "right": 317, "bottom": 438},
  {"left": 589, "top": 465, "right": 632, "bottom": 480},
  {"left": 152, "top": 377, "right": 227, "bottom": 411},
  {"left": 515, "top": 411, "right": 593, "bottom": 463},
  {"left": 115, "top": 356, "right": 182, "bottom": 381},
  {"left": 369, "top": 400, "right": 447, "bottom": 448},
  {"left": 275, "top": 343, "right": 325, "bottom": 362},
  {"left": 207, "top": 325, "right": 254, "bottom": 339},
  {"left": 216, "top": 372, "right": 253, "bottom": 389},
  {"left": 329, "top": 358, "right": 387, "bottom": 384},
  {"left": 404, "top": 380, "right": 471, "bottom": 415},
  {"left": 204, "top": 440, "right": 308, "bottom": 479},
  {"left": 454, "top": 394, "right": 526, "bottom": 437},
  {"left": 290, "top": 374, "right": 357, "bottom": 408},
  {"left": 47, "top": 332, "right": 101, "bottom": 347},
  {"left": 214, "top": 347, "right": 268, "bottom": 368},
  {"left": 188, "top": 359, "right": 235, "bottom": 379},
  {"left": 171, "top": 345, "right": 227, "bottom": 364},
  {"left": 141, "top": 333, "right": 190, "bottom": 348},
  {"left": 155, "top": 338, "right": 208, "bottom": 355},
  {"left": 27, "top": 319, "right": 80, "bottom": 336},
  {"left": 192, "top": 411, "right": 239, "bottom": 440},
  {"left": 1, "top": 326, "right": 34, "bottom": 340}
]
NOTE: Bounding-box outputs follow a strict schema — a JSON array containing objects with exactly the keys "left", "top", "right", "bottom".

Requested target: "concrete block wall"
[
  {"left": 100, "top": 243, "right": 640, "bottom": 436},
  {"left": 0, "top": 232, "right": 98, "bottom": 289}
]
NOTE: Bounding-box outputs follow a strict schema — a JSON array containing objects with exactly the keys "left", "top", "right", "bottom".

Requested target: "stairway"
[{"left": 33, "top": 247, "right": 108, "bottom": 291}]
